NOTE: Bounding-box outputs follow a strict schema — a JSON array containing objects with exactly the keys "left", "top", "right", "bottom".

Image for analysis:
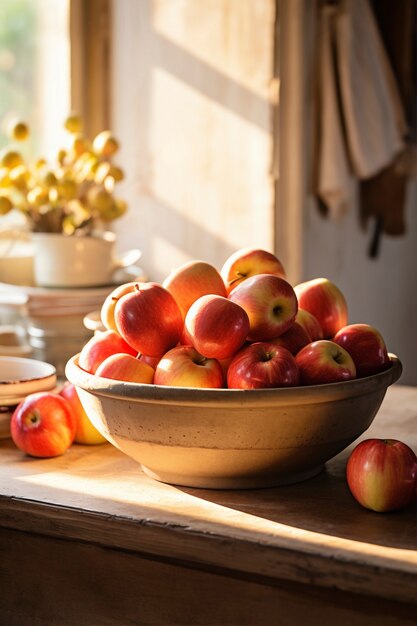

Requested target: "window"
[{"left": 0, "top": 0, "right": 71, "bottom": 159}]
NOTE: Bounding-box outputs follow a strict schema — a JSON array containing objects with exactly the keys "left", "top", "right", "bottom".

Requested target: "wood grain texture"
[
  {"left": 1, "top": 527, "right": 416, "bottom": 626},
  {"left": 0, "top": 384, "right": 416, "bottom": 623}
]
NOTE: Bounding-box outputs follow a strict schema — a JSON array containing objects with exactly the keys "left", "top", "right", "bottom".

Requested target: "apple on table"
[
  {"left": 11, "top": 392, "right": 76, "bottom": 457},
  {"left": 346, "top": 438, "right": 417, "bottom": 512}
]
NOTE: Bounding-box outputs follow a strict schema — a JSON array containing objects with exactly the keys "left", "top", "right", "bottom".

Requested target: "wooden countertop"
[{"left": 0, "top": 384, "right": 416, "bottom": 609}]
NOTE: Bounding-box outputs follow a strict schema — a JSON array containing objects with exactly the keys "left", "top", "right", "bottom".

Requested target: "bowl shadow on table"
[{"left": 176, "top": 445, "right": 417, "bottom": 552}]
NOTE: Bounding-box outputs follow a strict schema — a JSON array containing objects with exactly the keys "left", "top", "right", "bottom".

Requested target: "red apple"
[
  {"left": 227, "top": 342, "right": 299, "bottom": 389},
  {"left": 78, "top": 329, "right": 137, "bottom": 374},
  {"left": 11, "top": 392, "right": 76, "bottom": 458},
  {"left": 295, "top": 340, "right": 356, "bottom": 385},
  {"left": 295, "top": 308, "right": 323, "bottom": 341},
  {"left": 221, "top": 247, "right": 286, "bottom": 295},
  {"left": 294, "top": 278, "right": 348, "bottom": 339},
  {"left": 138, "top": 353, "right": 161, "bottom": 369},
  {"left": 228, "top": 274, "right": 298, "bottom": 341},
  {"left": 100, "top": 282, "right": 137, "bottom": 331},
  {"left": 333, "top": 323, "right": 391, "bottom": 378},
  {"left": 95, "top": 353, "right": 155, "bottom": 384},
  {"left": 115, "top": 282, "right": 183, "bottom": 357},
  {"left": 154, "top": 345, "right": 224, "bottom": 388},
  {"left": 60, "top": 382, "right": 107, "bottom": 445},
  {"left": 346, "top": 439, "right": 417, "bottom": 512},
  {"left": 269, "top": 321, "right": 311, "bottom": 355},
  {"left": 184, "top": 294, "right": 249, "bottom": 360},
  {"left": 163, "top": 260, "right": 227, "bottom": 319}
]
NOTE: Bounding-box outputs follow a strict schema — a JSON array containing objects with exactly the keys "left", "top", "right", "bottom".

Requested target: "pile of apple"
[{"left": 76, "top": 247, "right": 392, "bottom": 390}]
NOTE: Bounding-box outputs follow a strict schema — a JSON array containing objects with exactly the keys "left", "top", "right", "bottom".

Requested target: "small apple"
[
  {"left": 221, "top": 247, "right": 286, "bottom": 294},
  {"left": 269, "top": 321, "right": 311, "bottom": 355},
  {"left": 100, "top": 282, "right": 137, "bottom": 331},
  {"left": 295, "top": 340, "right": 356, "bottom": 385},
  {"left": 295, "top": 308, "right": 323, "bottom": 341},
  {"left": 95, "top": 353, "right": 155, "bottom": 384},
  {"left": 60, "top": 382, "right": 107, "bottom": 445},
  {"left": 154, "top": 345, "right": 224, "bottom": 388},
  {"left": 11, "top": 392, "right": 76, "bottom": 457},
  {"left": 294, "top": 278, "right": 348, "bottom": 339},
  {"left": 228, "top": 274, "right": 298, "bottom": 341},
  {"left": 78, "top": 329, "right": 137, "bottom": 374},
  {"left": 115, "top": 282, "right": 183, "bottom": 357},
  {"left": 184, "top": 294, "right": 249, "bottom": 360},
  {"left": 163, "top": 260, "right": 227, "bottom": 319},
  {"left": 227, "top": 342, "right": 299, "bottom": 389},
  {"left": 346, "top": 439, "right": 417, "bottom": 512},
  {"left": 333, "top": 323, "right": 391, "bottom": 377}
]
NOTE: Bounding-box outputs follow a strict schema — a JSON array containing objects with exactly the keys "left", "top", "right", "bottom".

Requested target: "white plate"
[
  {"left": 0, "top": 356, "right": 57, "bottom": 398},
  {"left": 0, "top": 266, "right": 147, "bottom": 316}
]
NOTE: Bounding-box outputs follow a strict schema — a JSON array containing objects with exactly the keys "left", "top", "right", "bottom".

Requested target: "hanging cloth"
[
  {"left": 332, "top": 0, "right": 407, "bottom": 179},
  {"left": 315, "top": 3, "right": 354, "bottom": 219}
]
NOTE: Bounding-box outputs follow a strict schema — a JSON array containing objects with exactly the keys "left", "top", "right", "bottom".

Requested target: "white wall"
[
  {"left": 304, "top": 183, "right": 417, "bottom": 385},
  {"left": 111, "top": 0, "right": 276, "bottom": 284}
]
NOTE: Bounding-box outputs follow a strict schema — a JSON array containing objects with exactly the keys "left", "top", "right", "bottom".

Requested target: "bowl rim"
[
  {"left": 0, "top": 356, "right": 56, "bottom": 386},
  {"left": 65, "top": 353, "right": 402, "bottom": 408}
]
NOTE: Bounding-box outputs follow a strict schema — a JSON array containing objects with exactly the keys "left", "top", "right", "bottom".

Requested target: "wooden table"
[{"left": 0, "top": 384, "right": 416, "bottom": 626}]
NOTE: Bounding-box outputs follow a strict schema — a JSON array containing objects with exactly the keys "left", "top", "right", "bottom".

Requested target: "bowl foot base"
[{"left": 140, "top": 464, "right": 325, "bottom": 490}]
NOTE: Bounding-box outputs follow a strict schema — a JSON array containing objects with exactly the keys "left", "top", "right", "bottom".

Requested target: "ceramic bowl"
[
  {"left": 0, "top": 355, "right": 57, "bottom": 439},
  {"left": 65, "top": 354, "right": 402, "bottom": 489}
]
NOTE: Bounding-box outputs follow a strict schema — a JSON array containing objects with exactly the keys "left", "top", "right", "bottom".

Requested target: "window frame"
[{"left": 69, "top": 0, "right": 111, "bottom": 138}]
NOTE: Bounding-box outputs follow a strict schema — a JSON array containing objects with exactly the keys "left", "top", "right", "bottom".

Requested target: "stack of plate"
[{"left": 0, "top": 266, "right": 146, "bottom": 376}]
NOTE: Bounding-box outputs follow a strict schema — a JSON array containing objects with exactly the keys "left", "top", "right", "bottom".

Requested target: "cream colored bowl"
[{"left": 66, "top": 354, "right": 402, "bottom": 489}]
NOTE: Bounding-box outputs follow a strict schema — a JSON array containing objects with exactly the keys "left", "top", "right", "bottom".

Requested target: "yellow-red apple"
[
  {"left": 60, "top": 382, "right": 107, "bottom": 444},
  {"left": 163, "top": 260, "right": 227, "bottom": 319},
  {"left": 227, "top": 342, "right": 299, "bottom": 389},
  {"left": 100, "top": 282, "right": 137, "bottom": 331},
  {"left": 333, "top": 323, "right": 390, "bottom": 378},
  {"left": 295, "top": 340, "right": 356, "bottom": 385},
  {"left": 228, "top": 274, "right": 298, "bottom": 341},
  {"left": 11, "top": 392, "right": 76, "bottom": 457},
  {"left": 346, "top": 439, "right": 417, "bottom": 512},
  {"left": 115, "top": 282, "right": 183, "bottom": 357},
  {"left": 269, "top": 321, "right": 311, "bottom": 355},
  {"left": 295, "top": 308, "right": 323, "bottom": 341},
  {"left": 154, "top": 345, "right": 224, "bottom": 388},
  {"left": 95, "top": 353, "right": 155, "bottom": 383},
  {"left": 78, "top": 329, "right": 137, "bottom": 374},
  {"left": 294, "top": 278, "right": 348, "bottom": 339},
  {"left": 184, "top": 294, "right": 249, "bottom": 360},
  {"left": 221, "top": 247, "right": 286, "bottom": 295}
]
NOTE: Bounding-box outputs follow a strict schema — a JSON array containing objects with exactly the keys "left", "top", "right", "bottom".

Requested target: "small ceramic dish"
[{"left": 0, "top": 356, "right": 56, "bottom": 399}]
